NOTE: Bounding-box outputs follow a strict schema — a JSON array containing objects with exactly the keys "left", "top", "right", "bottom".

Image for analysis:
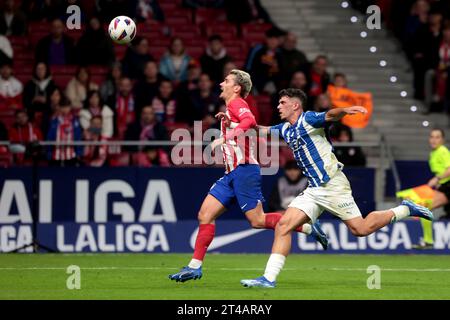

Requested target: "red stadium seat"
[
  {"left": 0, "top": 152, "right": 12, "bottom": 168},
  {"left": 0, "top": 109, "right": 16, "bottom": 129},
  {"left": 88, "top": 65, "right": 109, "bottom": 75},
  {"left": 255, "top": 94, "right": 273, "bottom": 126},
  {"left": 52, "top": 74, "right": 72, "bottom": 89},
  {"left": 149, "top": 45, "right": 167, "bottom": 60},
  {"left": 194, "top": 8, "right": 227, "bottom": 25},
  {"left": 108, "top": 152, "right": 130, "bottom": 167},
  {"left": 166, "top": 16, "right": 191, "bottom": 26},
  {"left": 7, "top": 36, "right": 29, "bottom": 48},
  {"left": 241, "top": 23, "right": 273, "bottom": 37},
  {"left": 50, "top": 65, "right": 78, "bottom": 75},
  {"left": 206, "top": 24, "right": 237, "bottom": 37},
  {"left": 113, "top": 45, "right": 128, "bottom": 60},
  {"left": 186, "top": 46, "right": 203, "bottom": 59}
]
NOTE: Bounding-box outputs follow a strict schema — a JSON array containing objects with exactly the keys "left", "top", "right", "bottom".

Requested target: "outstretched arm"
[{"left": 325, "top": 106, "right": 367, "bottom": 122}]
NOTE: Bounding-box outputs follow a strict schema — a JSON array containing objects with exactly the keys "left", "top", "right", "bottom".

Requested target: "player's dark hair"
[
  {"left": 284, "top": 160, "right": 299, "bottom": 170},
  {"left": 208, "top": 34, "right": 223, "bottom": 42},
  {"left": 279, "top": 88, "right": 307, "bottom": 107},
  {"left": 334, "top": 72, "right": 346, "bottom": 80},
  {"left": 431, "top": 128, "right": 445, "bottom": 138}
]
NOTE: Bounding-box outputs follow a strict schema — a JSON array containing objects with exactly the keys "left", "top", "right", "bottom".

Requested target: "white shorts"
[{"left": 288, "top": 170, "right": 362, "bottom": 223}]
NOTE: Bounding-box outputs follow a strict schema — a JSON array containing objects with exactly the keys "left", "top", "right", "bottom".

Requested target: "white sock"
[
  {"left": 188, "top": 259, "right": 202, "bottom": 269},
  {"left": 390, "top": 205, "right": 410, "bottom": 223},
  {"left": 263, "top": 253, "right": 286, "bottom": 282},
  {"left": 301, "top": 224, "right": 312, "bottom": 235}
]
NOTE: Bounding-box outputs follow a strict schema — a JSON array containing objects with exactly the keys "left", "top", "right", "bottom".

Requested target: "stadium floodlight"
[
  {"left": 360, "top": 31, "right": 367, "bottom": 38},
  {"left": 390, "top": 76, "right": 397, "bottom": 82},
  {"left": 423, "top": 121, "right": 430, "bottom": 127},
  {"left": 341, "top": 1, "right": 349, "bottom": 8},
  {"left": 379, "top": 60, "right": 387, "bottom": 67},
  {"left": 410, "top": 106, "right": 417, "bottom": 112},
  {"left": 370, "top": 46, "right": 377, "bottom": 53},
  {"left": 351, "top": 16, "right": 358, "bottom": 23},
  {"left": 400, "top": 91, "right": 408, "bottom": 97}
]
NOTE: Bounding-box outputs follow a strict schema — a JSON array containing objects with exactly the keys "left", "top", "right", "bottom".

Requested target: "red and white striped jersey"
[{"left": 220, "top": 97, "right": 259, "bottom": 173}]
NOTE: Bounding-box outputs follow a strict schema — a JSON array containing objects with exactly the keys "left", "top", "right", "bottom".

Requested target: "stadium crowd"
[{"left": 0, "top": 0, "right": 366, "bottom": 168}]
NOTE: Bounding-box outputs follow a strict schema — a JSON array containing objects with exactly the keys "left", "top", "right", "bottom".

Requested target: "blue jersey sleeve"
[
  {"left": 304, "top": 111, "right": 326, "bottom": 128},
  {"left": 270, "top": 123, "right": 285, "bottom": 136}
]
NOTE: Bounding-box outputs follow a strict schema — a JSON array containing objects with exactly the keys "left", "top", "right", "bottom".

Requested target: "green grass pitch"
[{"left": 0, "top": 253, "right": 449, "bottom": 300}]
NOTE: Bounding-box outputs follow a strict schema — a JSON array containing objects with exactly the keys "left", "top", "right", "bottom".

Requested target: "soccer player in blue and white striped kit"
[{"left": 241, "top": 88, "right": 434, "bottom": 288}]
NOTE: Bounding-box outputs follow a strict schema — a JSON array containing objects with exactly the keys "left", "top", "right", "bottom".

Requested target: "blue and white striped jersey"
[{"left": 271, "top": 111, "right": 342, "bottom": 187}]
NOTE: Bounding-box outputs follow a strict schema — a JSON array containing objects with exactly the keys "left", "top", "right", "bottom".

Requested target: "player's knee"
[
  {"left": 275, "top": 219, "right": 291, "bottom": 236},
  {"left": 197, "top": 208, "right": 213, "bottom": 224},
  {"left": 349, "top": 225, "right": 370, "bottom": 237},
  {"left": 249, "top": 217, "right": 264, "bottom": 229}
]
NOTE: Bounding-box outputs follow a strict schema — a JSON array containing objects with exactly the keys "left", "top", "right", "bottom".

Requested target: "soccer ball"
[{"left": 108, "top": 16, "right": 137, "bottom": 44}]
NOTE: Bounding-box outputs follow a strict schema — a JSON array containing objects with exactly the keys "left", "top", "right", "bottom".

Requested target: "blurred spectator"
[
  {"left": 245, "top": 27, "right": 284, "bottom": 94},
  {"left": 136, "top": 0, "right": 164, "bottom": 22},
  {"left": 0, "top": 0, "right": 27, "bottom": 36},
  {"left": 159, "top": 37, "right": 192, "bottom": 83},
  {"left": 9, "top": 109, "right": 43, "bottom": 164},
  {"left": 46, "top": 97, "right": 83, "bottom": 167},
  {"left": 187, "top": 73, "right": 221, "bottom": 128},
  {"left": 65, "top": 66, "right": 99, "bottom": 111},
  {"left": 0, "top": 62, "right": 22, "bottom": 109},
  {"left": 425, "top": 23, "right": 450, "bottom": 113},
  {"left": 410, "top": 11, "right": 443, "bottom": 100},
  {"left": 305, "top": 55, "right": 330, "bottom": 105},
  {"left": 271, "top": 71, "right": 309, "bottom": 123},
  {"left": 23, "top": 62, "right": 56, "bottom": 117},
  {"left": 134, "top": 61, "right": 166, "bottom": 112},
  {"left": 76, "top": 16, "right": 115, "bottom": 66},
  {"left": 404, "top": 0, "right": 430, "bottom": 50},
  {"left": 268, "top": 160, "right": 308, "bottom": 212},
  {"left": 40, "top": 86, "right": 63, "bottom": 134},
  {"left": 313, "top": 93, "right": 332, "bottom": 113},
  {"left": 278, "top": 32, "right": 308, "bottom": 88},
  {"left": 125, "top": 105, "right": 169, "bottom": 152},
  {"left": 79, "top": 90, "right": 114, "bottom": 138},
  {"left": 100, "top": 62, "right": 122, "bottom": 105},
  {"left": 35, "top": 18, "right": 75, "bottom": 65},
  {"left": 176, "top": 59, "right": 202, "bottom": 98},
  {"left": 150, "top": 79, "right": 178, "bottom": 124},
  {"left": 110, "top": 77, "right": 136, "bottom": 139},
  {"left": 333, "top": 72, "right": 348, "bottom": 88},
  {"left": 289, "top": 71, "right": 308, "bottom": 91},
  {"left": 200, "top": 35, "right": 231, "bottom": 84},
  {"left": 135, "top": 146, "right": 170, "bottom": 167},
  {"left": 330, "top": 123, "right": 366, "bottom": 167},
  {"left": 121, "top": 36, "right": 155, "bottom": 80},
  {"left": 0, "top": 34, "right": 13, "bottom": 66},
  {"left": 83, "top": 115, "right": 108, "bottom": 167},
  {"left": 224, "top": 0, "right": 272, "bottom": 25}
]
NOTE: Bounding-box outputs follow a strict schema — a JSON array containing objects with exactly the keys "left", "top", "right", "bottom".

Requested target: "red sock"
[
  {"left": 192, "top": 224, "right": 215, "bottom": 261},
  {"left": 264, "top": 213, "right": 303, "bottom": 232}
]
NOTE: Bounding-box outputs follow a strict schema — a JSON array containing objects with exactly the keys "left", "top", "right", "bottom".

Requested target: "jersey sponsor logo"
[
  {"left": 238, "top": 108, "right": 250, "bottom": 117},
  {"left": 190, "top": 227, "right": 264, "bottom": 250}
]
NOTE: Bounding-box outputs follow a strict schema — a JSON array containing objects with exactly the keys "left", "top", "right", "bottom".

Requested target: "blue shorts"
[{"left": 209, "top": 164, "right": 265, "bottom": 212}]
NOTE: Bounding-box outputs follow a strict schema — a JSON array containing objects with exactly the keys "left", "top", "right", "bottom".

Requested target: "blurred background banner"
[
  {"left": 3, "top": 166, "right": 450, "bottom": 254},
  {"left": 2, "top": 219, "right": 449, "bottom": 253}
]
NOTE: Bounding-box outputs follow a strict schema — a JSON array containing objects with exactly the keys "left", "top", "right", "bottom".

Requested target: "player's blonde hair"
[{"left": 229, "top": 69, "right": 252, "bottom": 98}]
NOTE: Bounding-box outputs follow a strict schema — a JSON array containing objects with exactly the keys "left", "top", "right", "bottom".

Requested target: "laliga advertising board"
[{"left": 0, "top": 167, "right": 449, "bottom": 254}]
